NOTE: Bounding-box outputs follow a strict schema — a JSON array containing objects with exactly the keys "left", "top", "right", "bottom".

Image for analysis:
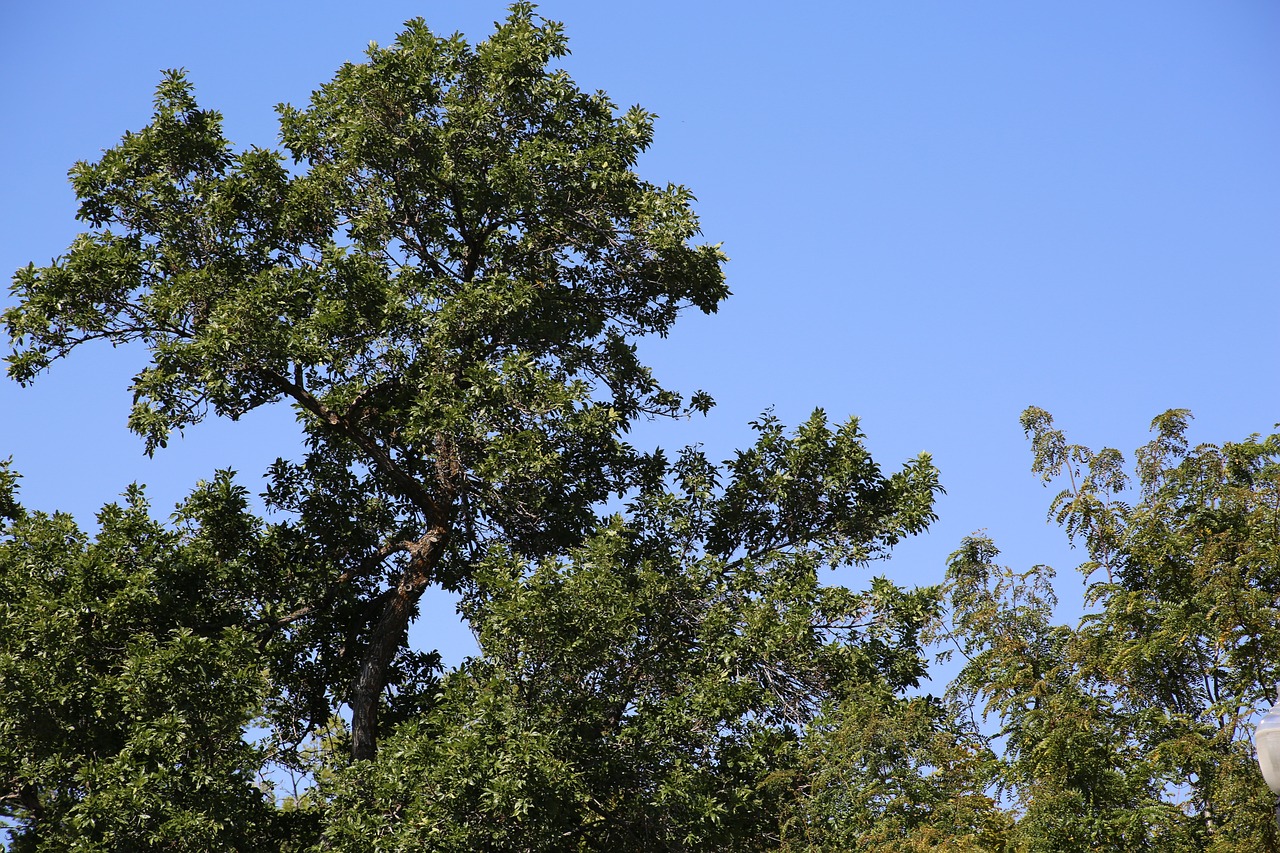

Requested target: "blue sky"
[{"left": 2, "top": 1, "right": 1278, "bottom": 666}]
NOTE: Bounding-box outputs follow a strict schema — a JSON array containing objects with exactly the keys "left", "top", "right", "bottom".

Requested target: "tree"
[
  {"left": 5, "top": 3, "right": 726, "bottom": 764},
  {"left": 9, "top": 4, "right": 1277, "bottom": 841},
  {"left": 778, "top": 690, "right": 1010, "bottom": 852},
  {"left": 0, "top": 468, "right": 313, "bottom": 849},
  {"left": 938, "top": 409, "right": 1280, "bottom": 851},
  {"left": 1, "top": 6, "right": 947, "bottom": 849},
  {"left": 943, "top": 535, "right": 1185, "bottom": 851},
  {"left": 317, "top": 412, "right": 942, "bottom": 850}
]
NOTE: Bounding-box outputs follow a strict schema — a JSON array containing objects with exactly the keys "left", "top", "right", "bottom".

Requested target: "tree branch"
[{"left": 257, "top": 367, "right": 445, "bottom": 522}]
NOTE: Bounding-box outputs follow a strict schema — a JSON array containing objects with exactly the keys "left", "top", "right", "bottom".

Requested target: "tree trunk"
[{"left": 350, "top": 528, "right": 445, "bottom": 761}]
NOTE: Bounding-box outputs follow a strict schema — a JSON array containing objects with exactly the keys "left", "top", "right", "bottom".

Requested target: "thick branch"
[
  {"left": 258, "top": 368, "right": 445, "bottom": 521},
  {"left": 256, "top": 539, "right": 412, "bottom": 639},
  {"left": 350, "top": 526, "right": 448, "bottom": 761}
]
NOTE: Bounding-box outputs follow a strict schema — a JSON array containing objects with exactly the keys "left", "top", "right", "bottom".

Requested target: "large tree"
[
  {"left": 5, "top": 4, "right": 726, "bottom": 764},
  {"left": 1, "top": 5, "right": 948, "bottom": 850}
]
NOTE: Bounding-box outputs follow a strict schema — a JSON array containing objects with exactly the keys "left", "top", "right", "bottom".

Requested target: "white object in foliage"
[{"left": 1256, "top": 695, "right": 1280, "bottom": 795}]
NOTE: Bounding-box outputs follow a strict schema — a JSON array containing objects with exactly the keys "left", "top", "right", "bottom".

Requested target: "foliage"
[
  {"left": 317, "top": 411, "right": 942, "bottom": 850},
  {"left": 5, "top": 1, "right": 1279, "bottom": 848},
  {"left": 779, "top": 691, "right": 1009, "bottom": 852},
  {"left": 5, "top": 2, "right": 726, "bottom": 764},
  {"left": 0, "top": 468, "right": 313, "bottom": 850},
  {"left": 938, "top": 409, "right": 1280, "bottom": 852},
  {"left": 0, "top": 5, "right": 950, "bottom": 849}
]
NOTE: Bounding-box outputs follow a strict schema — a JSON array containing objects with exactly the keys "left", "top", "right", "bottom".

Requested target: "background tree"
[
  {"left": 778, "top": 689, "right": 1010, "bottom": 852},
  {"left": 5, "top": 4, "right": 727, "bottom": 763},
  {"left": 1027, "top": 407, "right": 1280, "bottom": 850},
  {"left": 0, "top": 466, "right": 313, "bottom": 850},
  {"left": 943, "top": 535, "right": 1185, "bottom": 851},
  {"left": 938, "top": 410, "right": 1280, "bottom": 852}
]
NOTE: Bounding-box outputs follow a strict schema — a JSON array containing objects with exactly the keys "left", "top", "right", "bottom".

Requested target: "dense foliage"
[
  {"left": 3, "top": 5, "right": 1277, "bottom": 850},
  {"left": 937, "top": 409, "right": 1280, "bottom": 852}
]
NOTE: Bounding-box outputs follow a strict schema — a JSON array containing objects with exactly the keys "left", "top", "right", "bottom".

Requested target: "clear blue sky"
[{"left": 2, "top": 1, "right": 1277, "bottom": 665}]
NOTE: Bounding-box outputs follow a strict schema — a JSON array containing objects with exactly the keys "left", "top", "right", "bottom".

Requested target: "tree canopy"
[
  {"left": 6, "top": 2, "right": 728, "bottom": 766},
  {"left": 937, "top": 409, "right": 1280, "bottom": 852},
  {"left": 3, "top": 4, "right": 1278, "bottom": 851}
]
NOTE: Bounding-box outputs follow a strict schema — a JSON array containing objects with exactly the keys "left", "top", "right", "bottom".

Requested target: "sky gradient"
[{"left": 2, "top": 1, "right": 1278, "bottom": 666}]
